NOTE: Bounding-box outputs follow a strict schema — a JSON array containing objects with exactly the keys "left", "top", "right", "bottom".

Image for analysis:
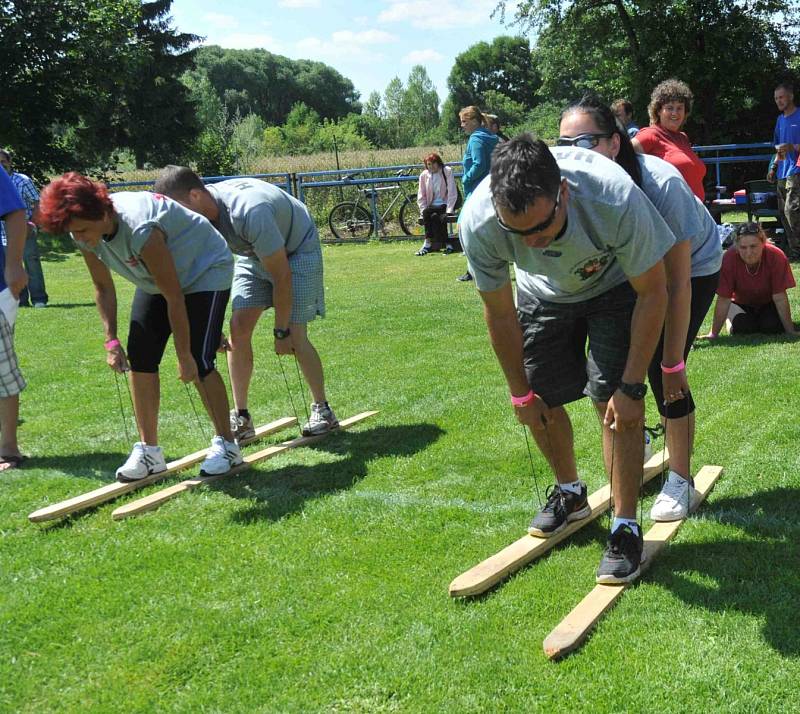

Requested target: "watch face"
[{"left": 621, "top": 382, "right": 647, "bottom": 400}]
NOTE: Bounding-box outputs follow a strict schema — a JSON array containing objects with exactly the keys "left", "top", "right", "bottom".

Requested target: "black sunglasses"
[
  {"left": 736, "top": 221, "right": 762, "bottom": 235},
  {"left": 556, "top": 133, "right": 613, "bottom": 149},
  {"left": 494, "top": 188, "right": 561, "bottom": 236}
]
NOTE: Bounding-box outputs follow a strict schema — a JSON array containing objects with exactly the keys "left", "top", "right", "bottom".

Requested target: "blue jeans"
[{"left": 19, "top": 228, "right": 48, "bottom": 306}]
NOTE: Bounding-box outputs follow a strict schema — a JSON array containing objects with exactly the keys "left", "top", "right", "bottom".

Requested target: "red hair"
[
  {"left": 423, "top": 152, "right": 443, "bottom": 167},
  {"left": 38, "top": 172, "right": 114, "bottom": 234}
]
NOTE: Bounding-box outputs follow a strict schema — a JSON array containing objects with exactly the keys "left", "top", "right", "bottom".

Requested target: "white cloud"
[
  {"left": 296, "top": 29, "right": 396, "bottom": 62},
  {"left": 402, "top": 49, "right": 444, "bottom": 64},
  {"left": 217, "top": 33, "right": 284, "bottom": 52},
  {"left": 330, "top": 29, "right": 396, "bottom": 45},
  {"left": 378, "top": 0, "right": 502, "bottom": 29},
  {"left": 202, "top": 12, "right": 238, "bottom": 30},
  {"left": 278, "top": 0, "right": 321, "bottom": 6}
]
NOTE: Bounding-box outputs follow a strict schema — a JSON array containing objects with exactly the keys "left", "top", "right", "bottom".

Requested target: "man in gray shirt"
[
  {"left": 154, "top": 168, "right": 336, "bottom": 438},
  {"left": 460, "top": 135, "right": 672, "bottom": 584}
]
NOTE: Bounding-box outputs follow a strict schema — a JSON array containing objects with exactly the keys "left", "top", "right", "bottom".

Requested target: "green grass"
[{"left": 2, "top": 244, "right": 800, "bottom": 712}]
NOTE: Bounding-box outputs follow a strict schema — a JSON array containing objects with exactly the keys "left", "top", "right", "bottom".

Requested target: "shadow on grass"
[
  {"left": 216, "top": 423, "right": 444, "bottom": 524},
  {"left": 656, "top": 487, "right": 800, "bottom": 657},
  {"left": 692, "top": 331, "right": 799, "bottom": 350},
  {"left": 23, "top": 451, "right": 128, "bottom": 481},
  {"left": 18, "top": 302, "right": 95, "bottom": 310}
]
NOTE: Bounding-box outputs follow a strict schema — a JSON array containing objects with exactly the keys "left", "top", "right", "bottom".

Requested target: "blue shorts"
[{"left": 517, "top": 281, "right": 637, "bottom": 407}]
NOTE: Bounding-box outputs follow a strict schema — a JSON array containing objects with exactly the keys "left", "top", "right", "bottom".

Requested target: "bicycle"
[{"left": 328, "top": 170, "right": 424, "bottom": 240}]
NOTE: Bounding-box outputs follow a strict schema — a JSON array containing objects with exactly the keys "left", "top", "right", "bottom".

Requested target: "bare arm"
[
  {"left": 480, "top": 282, "right": 550, "bottom": 430},
  {"left": 82, "top": 249, "right": 128, "bottom": 372},
  {"left": 3, "top": 209, "right": 28, "bottom": 297},
  {"left": 630, "top": 137, "right": 644, "bottom": 155},
  {"left": 699, "top": 295, "right": 732, "bottom": 339},
  {"left": 261, "top": 248, "right": 294, "bottom": 355},
  {"left": 772, "top": 291, "right": 797, "bottom": 335},
  {"left": 139, "top": 228, "right": 197, "bottom": 382}
]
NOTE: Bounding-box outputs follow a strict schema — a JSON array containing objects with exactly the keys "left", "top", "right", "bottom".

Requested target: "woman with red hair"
[
  {"left": 38, "top": 172, "right": 240, "bottom": 480},
  {"left": 415, "top": 152, "right": 459, "bottom": 255}
]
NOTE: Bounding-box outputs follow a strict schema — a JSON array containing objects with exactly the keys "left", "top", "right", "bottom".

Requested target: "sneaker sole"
[
  {"left": 301, "top": 423, "right": 340, "bottom": 437},
  {"left": 595, "top": 564, "right": 641, "bottom": 585},
  {"left": 116, "top": 466, "right": 167, "bottom": 483},
  {"left": 527, "top": 503, "right": 591, "bottom": 537}
]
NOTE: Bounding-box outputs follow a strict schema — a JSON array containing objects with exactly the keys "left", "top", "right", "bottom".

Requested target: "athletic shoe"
[
  {"left": 528, "top": 482, "right": 591, "bottom": 537},
  {"left": 230, "top": 409, "right": 256, "bottom": 441},
  {"left": 33, "top": 302, "right": 47, "bottom": 308},
  {"left": 457, "top": 272, "right": 473, "bottom": 282},
  {"left": 116, "top": 442, "right": 167, "bottom": 482},
  {"left": 301, "top": 402, "right": 339, "bottom": 436},
  {"left": 200, "top": 436, "right": 244, "bottom": 476},
  {"left": 650, "top": 471, "right": 701, "bottom": 522},
  {"left": 596, "top": 524, "right": 644, "bottom": 584}
]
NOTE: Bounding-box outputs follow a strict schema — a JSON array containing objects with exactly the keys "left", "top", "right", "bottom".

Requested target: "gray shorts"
[
  {"left": 231, "top": 246, "right": 325, "bottom": 324},
  {"left": 517, "top": 281, "right": 636, "bottom": 407},
  {"left": 0, "top": 309, "right": 26, "bottom": 398}
]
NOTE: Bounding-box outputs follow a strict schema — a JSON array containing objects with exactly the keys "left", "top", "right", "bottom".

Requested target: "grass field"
[{"left": 2, "top": 243, "right": 799, "bottom": 711}]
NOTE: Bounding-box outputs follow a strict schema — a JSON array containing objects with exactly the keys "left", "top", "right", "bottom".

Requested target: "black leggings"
[
  {"left": 422, "top": 205, "right": 448, "bottom": 249},
  {"left": 730, "top": 301, "right": 784, "bottom": 335},
  {"left": 127, "top": 288, "right": 230, "bottom": 379},
  {"left": 648, "top": 271, "right": 719, "bottom": 418}
]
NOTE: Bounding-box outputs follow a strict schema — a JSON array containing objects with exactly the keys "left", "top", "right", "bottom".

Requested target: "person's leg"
[
  {"left": 783, "top": 175, "right": 800, "bottom": 259},
  {"left": 290, "top": 321, "right": 326, "bottom": 403},
  {"left": 128, "top": 372, "right": 160, "bottom": 445},
  {"left": 420, "top": 207, "right": 440, "bottom": 251},
  {"left": 756, "top": 301, "right": 785, "bottom": 334},
  {"left": 776, "top": 179, "right": 796, "bottom": 256},
  {"left": 0, "top": 309, "right": 26, "bottom": 467},
  {"left": 728, "top": 303, "right": 757, "bottom": 334},
  {"left": 23, "top": 228, "right": 48, "bottom": 305},
  {"left": 185, "top": 290, "right": 235, "bottom": 441}
]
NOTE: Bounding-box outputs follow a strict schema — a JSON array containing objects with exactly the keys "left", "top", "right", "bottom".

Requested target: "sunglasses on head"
[
  {"left": 494, "top": 188, "right": 561, "bottom": 236},
  {"left": 736, "top": 221, "right": 762, "bottom": 236},
  {"left": 556, "top": 133, "right": 613, "bottom": 150}
]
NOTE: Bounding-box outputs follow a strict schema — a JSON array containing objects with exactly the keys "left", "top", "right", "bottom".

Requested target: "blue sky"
[{"left": 169, "top": 0, "right": 524, "bottom": 109}]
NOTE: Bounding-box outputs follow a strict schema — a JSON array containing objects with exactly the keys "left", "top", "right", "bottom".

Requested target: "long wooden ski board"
[
  {"left": 542, "top": 464, "right": 723, "bottom": 660},
  {"left": 27, "top": 416, "right": 298, "bottom": 523},
  {"left": 448, "top": 448, "right": 671, "bottom": 598},
  {"left": 111, "top": 410, "right": 379, "bottom": 520}
]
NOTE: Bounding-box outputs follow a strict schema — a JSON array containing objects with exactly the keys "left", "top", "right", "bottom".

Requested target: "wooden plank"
[
  {"left": 111, "top": 411, "right": 379, "bottom": 520},
  {"left": 542, "top": 464, "right": 723, "bottom": 660},
  {"left": 27, "top": 416, "right": 298, "bottom": 523},
  {"left": 448, "top": 448, "right": 670, "bottom": 598}
]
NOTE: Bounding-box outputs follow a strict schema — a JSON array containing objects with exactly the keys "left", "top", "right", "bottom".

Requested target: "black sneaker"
[
  {"left": 528, "top": 482, "right": 590, "bottom": 537},
  {"left": 456, "top": 271, "right": 473, "bottom": 282},
  {"left": 595, "top": 524, "right": 644, "bottom": 584}
]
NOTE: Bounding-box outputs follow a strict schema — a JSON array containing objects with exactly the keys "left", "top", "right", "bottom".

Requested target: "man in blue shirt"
[
  {"left": 0, "top": 150, "right": 48, "bottom": 307},
  {"left": 612, "top": 99, "right": 640, "bottom": 138},
  {"left": 0, "top": 167, "right": 29, "bottom": 470},
  {"left": 768, "top": 82, "right": 800, "bottom": 260}
]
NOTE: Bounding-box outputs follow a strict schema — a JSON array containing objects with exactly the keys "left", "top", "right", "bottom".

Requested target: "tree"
[
  {"left": 446, "top": 36, "right": 541, "bottom": 116},
  {"left": 383, "top": 77, "right": 407, "bottom": 147},
  {"left": 401, "top": 65, "right": 440, "bottom": 140},
  {"left": 496, "top": 0, "right": 800, "bottom": 144},
  {"left": 0, "top": 0, "right": 141, "bottom": 178}
]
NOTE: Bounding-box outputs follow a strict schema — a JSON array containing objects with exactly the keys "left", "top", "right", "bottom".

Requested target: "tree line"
[{"left": 2, "top": 0, "right": 798, "bottom": 181}]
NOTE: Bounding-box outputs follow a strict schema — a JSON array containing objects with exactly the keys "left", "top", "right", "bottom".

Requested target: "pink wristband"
[
  {"left": 104, "top": 338, "right": 121, "bottom": 351},
  {"left": 660, "top": 360, "right": 685, "bottom": 374},
  {"left": 511, "top": 389, "right": 535, "bottom": 407}
]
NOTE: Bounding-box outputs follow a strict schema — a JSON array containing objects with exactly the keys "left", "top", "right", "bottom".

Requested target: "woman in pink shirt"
[
  {"left": 414, "top": 153, "right": 459, "bottom": 255},
  {"left": 701, "top": 222, "right": 797, "bottom": 337}
]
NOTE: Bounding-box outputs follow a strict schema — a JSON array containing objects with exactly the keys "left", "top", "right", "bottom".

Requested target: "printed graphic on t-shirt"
[{"left": 572, "top": 252, "right": 611, "bottom": 281}]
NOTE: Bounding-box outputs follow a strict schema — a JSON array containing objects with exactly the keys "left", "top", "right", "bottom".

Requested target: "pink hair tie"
[
  {"left": 661, "top": 360, "right": 685, "bottom": 374},
  {"left": 511, "top": 389, "right": 536, "bottom": 407},
  {"left": 104, "top": 338, "right": 121, "bottom": 351}
]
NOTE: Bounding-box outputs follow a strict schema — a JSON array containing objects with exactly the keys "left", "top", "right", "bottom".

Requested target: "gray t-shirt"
[
  {"left": 207, "top": 179, "right": 318, "bottom": 260},
  {"left": 638, "top": 154, "right": 722, "bottom": 278},
  {"left": 74, "top": 192, "right": 233, "bottom": 295},
  {"left": 460, "top": 147, "right": 676, "bottom": 303}
]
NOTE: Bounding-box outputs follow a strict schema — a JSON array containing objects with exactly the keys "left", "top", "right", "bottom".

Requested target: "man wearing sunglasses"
[{"left": 459, "top": 134, "right": 673, "bottom": 585}]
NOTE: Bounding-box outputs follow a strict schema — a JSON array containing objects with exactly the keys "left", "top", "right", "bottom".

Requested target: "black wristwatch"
[
  {"left": 618, "top": 381, "right": 647, "bottom": 400},
  {"left": 273, "top": 327, "right": 291, "bottom": 340}
]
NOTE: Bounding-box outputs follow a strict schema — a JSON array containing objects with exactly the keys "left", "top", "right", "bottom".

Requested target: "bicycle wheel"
[
  {"left": 399, "top": 197, "right": 425, "bottom": 237},
  {"left": 328, "top": 202, "right": 373, "bottom": 241}
]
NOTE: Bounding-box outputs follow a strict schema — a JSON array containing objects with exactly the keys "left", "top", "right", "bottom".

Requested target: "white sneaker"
[
  {"left": 650, "top": 471, "right": 701, "bottom": 522},
  {"left": 116, "top": 442, "right": 167, "bottom": 482},
  {"left": 33, "top": 302, "right": 46, "bottom": 308},
  {"left": 301, "top": 402, "right": 339, "bottom": 436},
  {"left": 200, "top": 436, "right": 244, "bottom": 475}
]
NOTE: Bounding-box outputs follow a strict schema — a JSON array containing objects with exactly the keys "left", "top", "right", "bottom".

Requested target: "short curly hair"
[
  {"left": 38, "top": 172, "right": 114, "bottom": 234},
  {"left": 648, "top": 79, "right": 694, "bottom": 126}
]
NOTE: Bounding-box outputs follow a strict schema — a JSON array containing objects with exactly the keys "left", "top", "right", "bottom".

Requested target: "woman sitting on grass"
[
  {"left": 415, "top": 153, "right": 459, "bottom": 255},
  {"left": 700, "top": 222, "right": 798, "bottom": 338},
  {"left": 37, "top": 173, "right": 242, "bottom": 481}
]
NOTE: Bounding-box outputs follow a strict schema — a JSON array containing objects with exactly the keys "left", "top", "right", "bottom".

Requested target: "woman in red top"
[
  {"left": 701, "top": 222, "right": 797, "bottom": 337},
  {"left": 632, "top": 79, "right": 707, "bottom": 200}
]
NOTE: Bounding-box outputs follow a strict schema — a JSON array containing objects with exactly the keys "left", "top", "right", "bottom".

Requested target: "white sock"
[
  {"left": 611, "top": 517, "right": 639, "bottom": 536},
  {"left": 558, "top": 480, "right": 582, "bottom": 495},
  {"left": 668, "top": 470, "right": 689, "bottom": 485}
]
